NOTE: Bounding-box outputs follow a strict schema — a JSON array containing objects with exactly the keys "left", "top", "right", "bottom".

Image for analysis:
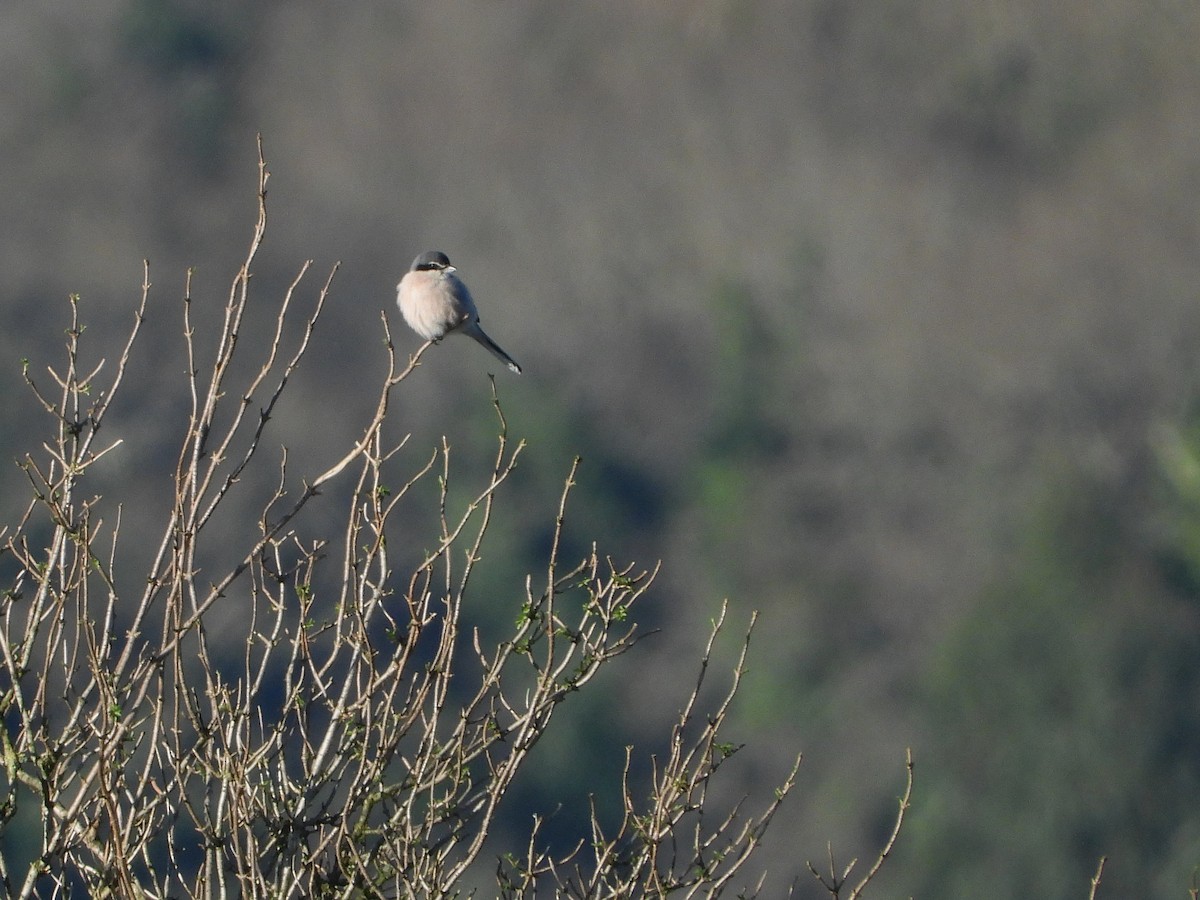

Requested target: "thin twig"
[{"left": 1087, "top": 855, "right": 1107, "bottom": 900}]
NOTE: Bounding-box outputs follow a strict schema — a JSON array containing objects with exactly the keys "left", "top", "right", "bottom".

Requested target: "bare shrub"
[{"left": 0, "top": 141, "right": 902, "bottom": 898}]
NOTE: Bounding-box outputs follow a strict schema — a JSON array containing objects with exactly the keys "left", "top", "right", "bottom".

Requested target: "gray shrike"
[{"left": 396, "top": 251, "right": 522, "bottom": 374}]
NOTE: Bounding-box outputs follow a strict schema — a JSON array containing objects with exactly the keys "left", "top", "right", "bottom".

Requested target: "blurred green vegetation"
[
  {"left": 118, "top": 0, "right": 249, "bottom": 169},
  {"left": 904, "top": 439, "right": 1200, "bottom": 897},
  {"left": 121, "top": 0, "right": 237, "bottom": 74}
]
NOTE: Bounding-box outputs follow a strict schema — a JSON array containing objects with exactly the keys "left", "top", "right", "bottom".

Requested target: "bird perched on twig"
[{"left": 396, "top": 250, "right": 522, "bottom": 374}]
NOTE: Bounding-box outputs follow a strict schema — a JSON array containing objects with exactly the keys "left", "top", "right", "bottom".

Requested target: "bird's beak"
[{"left": 445, "top": 266, "right": 457, "bottom": 273}]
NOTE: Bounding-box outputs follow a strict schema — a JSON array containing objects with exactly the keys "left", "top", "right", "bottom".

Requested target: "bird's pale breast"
[{"left": 398, "top": 271, "right": 468, "bottom": 341}]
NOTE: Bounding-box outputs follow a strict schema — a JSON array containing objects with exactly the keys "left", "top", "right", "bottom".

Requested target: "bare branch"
[
  {"left": 1087, "top": 855, "right": 1108, "bottom": 900},
  {"left": 0, "top": 140, "right": 817, "bottom": 900}
]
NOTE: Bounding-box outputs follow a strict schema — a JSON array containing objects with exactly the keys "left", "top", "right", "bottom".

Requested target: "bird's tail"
[{"left": 466, "top": 324, "right": 522, "bottom": 374}]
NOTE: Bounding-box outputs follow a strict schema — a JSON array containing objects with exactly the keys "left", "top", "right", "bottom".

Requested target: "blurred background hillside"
[{"left": 3, "top": 1, "right": 1200, "bottom": 895}]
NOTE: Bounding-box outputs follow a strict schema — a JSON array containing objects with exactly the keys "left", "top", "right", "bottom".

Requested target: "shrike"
[{"left": 396, "top": 251, "right": 522, "bottom": 374}]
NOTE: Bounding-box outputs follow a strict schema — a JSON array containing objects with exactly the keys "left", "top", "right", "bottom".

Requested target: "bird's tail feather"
[{"left": 467, "top": 325, "right": 522, "bottom": 374}]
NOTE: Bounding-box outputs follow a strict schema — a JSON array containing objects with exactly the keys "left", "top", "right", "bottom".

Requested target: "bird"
[{"left": 396, "top": 250, "right": 522, "bottom": 374}]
